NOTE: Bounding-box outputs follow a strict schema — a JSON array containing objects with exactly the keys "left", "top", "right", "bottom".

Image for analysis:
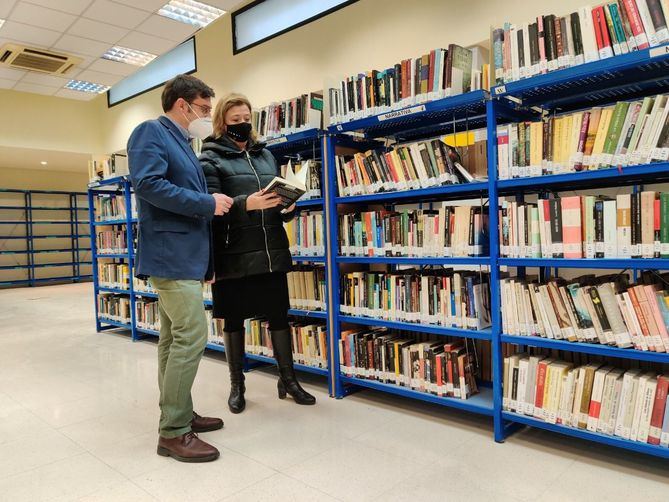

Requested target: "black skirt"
[{"left": 212, "top": 271, "right": 289, "bottom": 321}]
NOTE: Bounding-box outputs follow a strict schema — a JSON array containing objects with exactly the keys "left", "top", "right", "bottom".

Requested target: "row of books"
[
  {"left": 98, "top": 263, "right": 129, "bottom": 290},
  {"left": 97, "top": 293, "right": 131, "bottom": 324},
  {"left": 503, "top": 353, "right": 669, "bottom": 446},
  {"left": 93, "top": 194, "right": 136, "bottom": 222},
  {"left": 335, "top": 139, "right": 479, "bottom": 197},
  {"left": 497, "top": 94, "right": 669, "bottom": 179},
  {"left": 339, "top": 329, "right": 480, "bottom": 399},
  {"left": 285, "top": 211, "right": 325, "bottom": 257},
  {"left": 135, "top": 297, "right": 159, "bottom": 331},
  {"left": 501, "top": 272, "right": 669, "bottom": 352},
  {"left": 253, "top": 92, "right": 323, "bottom": 139},
  {"left": 327, "top": 45, "right": 489, "bottom": 125},
  {"left": 499, "top": 192, "right": 669, "bottom": 259},
  {"left": 88, "top": 153, "right": 128, "bottom": 183},
  {"left": 338, "top": 206, "right": 489, "bottom": 258},
  {"left": 493, "top": 1, "right": 669, "bottom": 86},
  {"left": 288, "top": 267, "right": 326, "bottom": 312},
  {"left": 242, "top": 319, "right": 328, "bottom": 369},
  {"left": 96, "top": 231, "right": 128, "bottom": 255},
  {"left": 340, "top": 270, "right": 491, "bottom": 330}
]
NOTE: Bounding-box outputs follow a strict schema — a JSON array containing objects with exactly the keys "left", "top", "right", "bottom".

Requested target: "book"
[{"left": 264, "top": 160, "right": 308, "bottom": 208}]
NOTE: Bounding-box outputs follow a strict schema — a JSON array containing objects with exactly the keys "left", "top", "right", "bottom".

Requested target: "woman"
[{"left": 200, "top": 93, "right": 316, "bottom": 414}]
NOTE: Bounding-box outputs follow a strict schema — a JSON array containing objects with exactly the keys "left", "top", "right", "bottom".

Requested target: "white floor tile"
[
  {"left": 284, "top": 439, "right": 426, "bottom": 502},
  {"left": 0, "top": 428, "right": 85, "bottom": 480},
  {"left": 58, "top": 407, "right": 158, "bottom": 451},
  {"left": 221, "top": 473, "right": 340, "bottom": 502},
  {"left": 78, "top": 480, "right": 158, "bottom": 502},
  {"left": 0, "top": 453, "right": 126, "bottom": 502},
  {"left": 132, "top": 446, "right": 276, "bottom": 502},
  {"left": 87, "top": 432, "right": 172, "bottom": 478}
]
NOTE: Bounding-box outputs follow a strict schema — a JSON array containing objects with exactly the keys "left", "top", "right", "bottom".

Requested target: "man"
[{"left": 128, "top": 74, "right": 233, "bottom": 463}]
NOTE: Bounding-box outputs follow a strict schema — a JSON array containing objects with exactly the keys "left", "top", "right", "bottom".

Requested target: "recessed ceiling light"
[
  {"left": 65, "top": 80, "right": 110, "bottom": 94},
  {"left": 40, "top": 161, "right": 48, "bottom": 165},
  {"left": 158, "top": 0, "right": 226, "bottom": 28},
  {"left": 102, "top": 46, "right": 157, "bottom": 67}
]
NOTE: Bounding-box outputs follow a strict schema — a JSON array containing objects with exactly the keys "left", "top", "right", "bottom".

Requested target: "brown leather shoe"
[
  {"left": 191, "top": 411, "right": 224, "bottom": 433},
  {"left": 157, "top": 432, "right": 220, "bottom": 463}
]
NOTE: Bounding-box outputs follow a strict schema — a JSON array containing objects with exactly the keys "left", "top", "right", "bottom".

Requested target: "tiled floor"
[{"left": 1, "top": 283, "right": 669, "bottom": 501}]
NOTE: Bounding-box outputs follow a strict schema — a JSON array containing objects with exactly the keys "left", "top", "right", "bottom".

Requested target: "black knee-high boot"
[
  {"left": 270, "top": 328, "right": 316, "bottom": 405},
  {"left": 223, "top": 330, "right": 246, "bottom": 413}
]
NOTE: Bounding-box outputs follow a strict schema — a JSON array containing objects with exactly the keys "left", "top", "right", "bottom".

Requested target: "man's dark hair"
[{"left": 161, "top": 74, "right": 215, "bottom": 112}]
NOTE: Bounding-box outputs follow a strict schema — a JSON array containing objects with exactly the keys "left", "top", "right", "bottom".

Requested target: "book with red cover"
[
  {"left": 592, "top": 5, "right": 613, "bottom": 55},
  {"left": 622, "top": 0, "right": 650, "bottom": 49},
  {"left": 534, "top": 359, "right": 552, "bottom": 418},
  {"left": 649, "top": 375, "right": 669, "bottom": 445}
]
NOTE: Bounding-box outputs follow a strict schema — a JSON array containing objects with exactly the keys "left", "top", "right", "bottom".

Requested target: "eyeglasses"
[{"left": 189, "top": 102, "right": 212, "bottom": 115}]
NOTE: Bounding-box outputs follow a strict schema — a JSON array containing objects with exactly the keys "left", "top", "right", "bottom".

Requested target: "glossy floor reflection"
[{"left": 1, "top": 283, "right": 668, "bottom": 501}]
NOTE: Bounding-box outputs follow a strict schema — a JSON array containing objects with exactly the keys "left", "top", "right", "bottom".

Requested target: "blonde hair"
[{"left": 212, "top": 92, "right": 256, "bottom": 141}]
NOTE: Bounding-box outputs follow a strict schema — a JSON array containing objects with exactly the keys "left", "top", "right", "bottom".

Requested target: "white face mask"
[{"left": 183, "top": 104, "right": 213, "bottom": 140}]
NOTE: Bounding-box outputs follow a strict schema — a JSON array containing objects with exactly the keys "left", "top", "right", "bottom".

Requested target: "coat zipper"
[{"left": 245, "top": 151, "right": 273, "bottom": 272}]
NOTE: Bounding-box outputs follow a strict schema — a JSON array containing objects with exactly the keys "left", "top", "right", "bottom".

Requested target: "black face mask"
[{"left": 225, "top": 122, "right": 253, "bottom": 142}]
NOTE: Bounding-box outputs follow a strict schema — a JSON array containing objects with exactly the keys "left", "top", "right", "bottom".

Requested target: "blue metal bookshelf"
[
  {"left": 89, "top": 130, "right": 331, "bottom": 380},
  {"left": 324, "top": 89, "right": 497, "bottom": 420},
  {"left": 490, "top": 42, "right": 669, "bottom": 460},
  {"left": 0, "top": 188, "right": 91, "bottom": 287}
]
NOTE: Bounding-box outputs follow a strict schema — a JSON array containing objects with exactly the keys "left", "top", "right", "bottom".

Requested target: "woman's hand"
[
  {"left": 281, "top": 203, "right": 296, "bottom": 214},
  {"left": 246, "top": 190, "right": 283, "bottom": 211}
]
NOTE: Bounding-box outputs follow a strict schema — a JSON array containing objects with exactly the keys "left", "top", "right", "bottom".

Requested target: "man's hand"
[
  {"left": 246, "top": 190, "right": 283, "bottom": 211},
  {"left": 213, "top": 193, "right": 234, "bottom": 216}
]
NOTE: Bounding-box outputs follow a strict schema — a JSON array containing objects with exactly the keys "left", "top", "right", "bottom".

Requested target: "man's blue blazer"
[{"left": 127, "top": 116, "right": 216, "bottom": 281}]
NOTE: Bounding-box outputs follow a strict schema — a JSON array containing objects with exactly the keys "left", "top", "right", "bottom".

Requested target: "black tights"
[{"left": 223, "top": 311, "right": 289, "bottom": 332}]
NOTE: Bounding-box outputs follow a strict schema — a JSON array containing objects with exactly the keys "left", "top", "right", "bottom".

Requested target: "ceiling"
[
  {"left": 0, "top": 0, "right": 241, "bottom": 101},
  {"left": 0, "top": 145, "right": 92, "bottom": 172}
]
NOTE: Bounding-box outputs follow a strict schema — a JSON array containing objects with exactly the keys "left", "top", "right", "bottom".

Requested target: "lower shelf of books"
[
  {"left": 339, "top": 315, "right": 492, "bottom": 341},
  {"left": 340, "top": 375, "right": 494, "bottom": 415},
  {"left": 502, "top": 411, "right": 669, "bottom": 459},
  {"left": 501, "top": 334, "right": 669, "bottom": 364}
]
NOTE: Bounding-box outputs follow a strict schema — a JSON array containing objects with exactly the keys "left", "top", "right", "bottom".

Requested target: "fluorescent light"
[
  {"left": 158, "top": 0, "right": 225, "bottom": 28},
  {"left": 102, "top": 46, "right": 157, "bottom": 67},
  {"left": 65, "top": 80, "right": 110, "bottom": 94},
  {"left": 40, "top": 161, "right": 47, "bottom": 165},
  {"left": 0, "top": 19, "right": 5, "bottom": 29}
]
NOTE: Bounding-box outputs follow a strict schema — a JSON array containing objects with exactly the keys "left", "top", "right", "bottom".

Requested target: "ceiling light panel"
[
  {"left": 158, "top": 0, "right": 225, "bottom": 28},
  {"left": 65, "top": 79, "right": 110, "bottom": 93},
  {"left": 102, "top": 46, "right": 157, "bottom": 66}
]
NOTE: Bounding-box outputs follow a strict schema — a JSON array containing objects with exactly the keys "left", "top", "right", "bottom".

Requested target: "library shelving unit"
[
  {"left": 263, "top": 127, "right": 331, "bottom": 381},
  {"left": 491, "top": 42, "right": 669, "bottom": 459},
  {"left": 0, "top": 188, "right": 91, "bottom": 287},
  {"left": 324, "top": 89, "right": 498, "bottom": 417},
  {"left": 89, "top": 131, "right": 332, "bottom": 379}
]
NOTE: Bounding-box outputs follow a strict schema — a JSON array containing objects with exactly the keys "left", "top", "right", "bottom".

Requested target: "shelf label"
[
  {"left": 377, "top": 104, "right": 426, "bottom": 122},
  {"left": 265, "top": 136, "right": 288, "bottom": 146},
  {"left": 650, "top": 45, "right": 669, "bottom": 58},
  {"left": 494, "top": 85, "right": 507, "bottom": 95}
]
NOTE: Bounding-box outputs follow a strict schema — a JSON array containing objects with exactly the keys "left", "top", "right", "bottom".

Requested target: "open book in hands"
[{"left": 263, "top": 160, "right": 308, "bottom": 208}]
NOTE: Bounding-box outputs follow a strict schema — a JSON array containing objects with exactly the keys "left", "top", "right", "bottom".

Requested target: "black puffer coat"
[{"left": 200, "top": 135, "right": 294, "bottom": 280}]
